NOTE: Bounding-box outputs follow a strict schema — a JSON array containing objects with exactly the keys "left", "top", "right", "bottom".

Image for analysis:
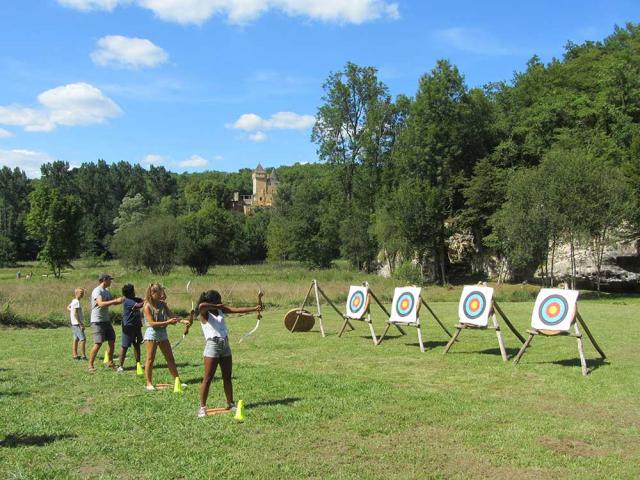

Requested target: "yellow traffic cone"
[
  {"left": 234, "top": 400, "right": 245, "bottom": 421},
  {"left": 136, "top": 362, "right": 143, "bottom": 376},
  {"left": 173, "top": 376, "right": 183, "bottom": 393},
  {"left": 103, "top": 351, "right": 110, "bottom": 365}
]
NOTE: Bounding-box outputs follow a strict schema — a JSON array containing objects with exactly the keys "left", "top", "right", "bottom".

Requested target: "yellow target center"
[
  {"left": 470, "top": 299, "right": 479, "bottom": 311},
  {"left": 547, "top": 304, "right": 559, "bottom": 316},
  {"left": 401, "top": 299, "right": 409, "bottom": 310},
  {"left": 353, "top": 297, "right": 361, "bottom": 307}
]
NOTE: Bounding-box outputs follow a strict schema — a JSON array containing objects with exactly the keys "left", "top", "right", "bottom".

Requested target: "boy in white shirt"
[{"left": 68, "top": 288, "right": 86, "bottom": 360}]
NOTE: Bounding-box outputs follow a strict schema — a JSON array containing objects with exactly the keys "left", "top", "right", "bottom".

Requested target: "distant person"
[
  {"left": 117, "top": 283, "right": 144, "bottom": 374},
  {"left": 16, "top": 271, "right": 21, "bottom": 280},
  {"left": 88, "top": 273, "right": 124, "bottom": 372},
  {"left": 142, "top": 283, "right": 187, "bottom": 391},
  {"left": 68, "top": 288, "right": 86, "bottom": 360},
  {"left": 196, "top": 289, "right": 262, "bottom": 418}
]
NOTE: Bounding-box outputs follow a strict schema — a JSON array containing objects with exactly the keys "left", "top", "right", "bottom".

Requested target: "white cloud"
[
  {"left": 0, "top": 128, "right": 14, "bottom": 138},
  {"left": 0, "top": 148, "right": 54, "bottom": 178},
  {"left": 229, "top": 111, "right": 315, "bottom": 131},
  {"left": 179, "top": 154, "right": 208, "bottom": 167},
  {"left": 213, "top": 155, "right": 224, "bottom": 160},
  {"left": 143, "top": 153, "right": 167, "bottom": 165},
  {"left": 0, "top": 83, "right": 122, "bottom": 132},
  {"left": 91, "top": 35, "right": 168, "bottom": 69},
  {"left": 433, "top": 27, "right": 516, "bottom": 56},
  {"left": 249, "top": 131, "right": 267, "bottom": 142},
  {"left": 57, "top": 0, "right": 399, "bottom": 25}
]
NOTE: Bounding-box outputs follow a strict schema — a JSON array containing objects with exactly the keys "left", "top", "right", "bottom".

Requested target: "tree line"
[{"left": 1, "top": 24, "right": 639, "bottom": 287}]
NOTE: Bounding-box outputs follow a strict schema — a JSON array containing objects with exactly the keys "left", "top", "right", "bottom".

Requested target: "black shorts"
[{"left": 121, "top": 325, "right": 143, "bottom": 348}]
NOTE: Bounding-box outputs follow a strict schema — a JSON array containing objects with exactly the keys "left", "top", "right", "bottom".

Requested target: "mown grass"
[{"left": 1, "top": 268, "right": 639, "bottom": 479}]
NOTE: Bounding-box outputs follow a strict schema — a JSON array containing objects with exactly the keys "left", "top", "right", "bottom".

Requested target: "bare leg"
[
  {"left": 79, "top": 340, "right": 86, "bottom": 358},
  {"left": 119, "top": 346, "right": 128, "bottom": 368},
  {"left": 145, "top": 341, "right": 157, "bottom": 387},
  {"left": 106, "top": 340, "right": 115, "bottom": 367},
  {"left": 133, "top": 343, "right": 141, "bottom": 364},
  {"left": 88, "top": 342, "right": 102, "bottom": 369},
  {"left": 219, "top": 355, "right": 234, "bottom": 407},
  {"left": 158, "top": 340, "right": 179, "bottom": 379},
  {"left": 72, "top": 338, "right": 79, "bottom": 358},
  {"left": 199, "top": 356, "right": 220, "bottom": 408}
]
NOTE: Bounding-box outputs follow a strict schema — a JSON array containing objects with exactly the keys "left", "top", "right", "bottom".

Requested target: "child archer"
[
  {"left": 117, "top": 283, "right": 144, "bottom": 373},
  {"left": 68, "top": 288, "right": 86, "bottom": 360},
  {"left": 197, "top": 289, "right": 262, "bottom": 418}
]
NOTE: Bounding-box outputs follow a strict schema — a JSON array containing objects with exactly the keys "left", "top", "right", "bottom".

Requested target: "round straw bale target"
[{"left": 284, "top": 308, "right": 315, "bottom": 332}]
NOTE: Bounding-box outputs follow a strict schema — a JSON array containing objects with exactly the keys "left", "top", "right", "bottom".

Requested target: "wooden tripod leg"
[
  {"left": 368, "top": 320, "right": 377, "bottom": 345},
  {"left": 513, "top": 333, "right": 535, "bottom": 365},
  {"left": 394, "top": 324, "right": 406, "bottom": 335},
  {"left": 494, "top": 301, "right": 526, "bottom": 343},
  {"left": 416, "top": 325, "right": 425, "bottom": 353},
  {"left": 317, "top": 285, "right": 354, "bottom": 331},
  {"left": 291, "top": 282, "right": 314, "bottom": 333},
  {"left": 443, "top": 327, "right": 462, "bottom": 354},
  {"left": 492, "top": 314, "right": 508, "bottom": 362},
  {"left": 422, "top": 300, "right": 453, "bottom": 338},
  {"left": 377, "top": 323, "right": 391, "bottom": 346},
  {"left": 312, "top": 281, "right": 326, "bottom": 337},
  {"left": 576, "top": 312, "right": 606, "bottom": 359},
  {"left": 337, "top": 317, "right": 350, "bottom": 337},
  {"left": 574, "top": 322, "right": 588, "bottom": 376}
]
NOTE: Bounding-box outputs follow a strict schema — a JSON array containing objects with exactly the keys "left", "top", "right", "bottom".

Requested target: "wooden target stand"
[
  {"left": 443, "top": 285, "right": 525, "bottom": 361},
  {"left": 378, "top": 287, "right": 453, "bottom": 352},
  {"left": 287, "top": 279, "right": 354, "bottom": 337},
  {"left": 338, "top": 282, "right": 406, "bottom": 345},
  {"left": 513, "top": 289, "right": 606, "bottom": 376}
]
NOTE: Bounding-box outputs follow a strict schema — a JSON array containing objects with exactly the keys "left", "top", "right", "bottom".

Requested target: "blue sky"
[{"left": 0, "top": 0, "right": 638, "bottom": 177}]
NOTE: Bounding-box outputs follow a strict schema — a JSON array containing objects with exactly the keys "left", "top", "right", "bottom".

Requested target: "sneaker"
[
  {"left": 198, "top": 406, "right": 207, "bottom": 418},
  {"left": 116, "top": 366, "right": 124, "bottom": 373},
  {"left": 145, "top": 385, "right": 156, "bottom": 391},
  {"left": 81, "top": 356, "right": 88, "bottom": 360},
  {"left": 228, "top": 402, "right": 237, "bottom": 413},
  {"left": 73, "top": 356, "right": 81, "bottom": 360}
]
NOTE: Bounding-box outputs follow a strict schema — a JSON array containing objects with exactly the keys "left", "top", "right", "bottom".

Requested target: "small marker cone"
[
  {"left": 234, "top": 400, "right": 245, "bottom": 421},
  {"left": 136, "top": 362, "right": 143, "bottom": 376},
  {"left": 103, "top": 351, "right": 110, "bottom": 365},
  {"left": 173, "top": 377, "right": 183, "bottom": 393}
]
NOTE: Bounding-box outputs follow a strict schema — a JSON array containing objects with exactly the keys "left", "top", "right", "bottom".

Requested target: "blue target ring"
[
  {"left": 463, "top": 291, "right": 486, "bottom": 320},
  {"left": 395, "top": 292, "right": 415, "bottom": 317},
  {"left": 538, "top": 294, "right": 568, "bottom": 326},
  {"left": 349, "top": 291, "right": 365, "bottom": 314}
]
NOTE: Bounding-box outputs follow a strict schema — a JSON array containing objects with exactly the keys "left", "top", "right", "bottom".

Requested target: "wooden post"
[
  {"left": 443, "top": 327, "right": 462, "bottom": 354},
  {"left": 421, "top": 300, "right": 453, "bottom": 338},
  {"left": 377, "top": 323, "right": 391, "bottom": 345},
  {"left": 492, "top": 313, "right": 508, "bottom": 362},
  {"left": 316, "top": 284, "right": 354, "bottom": 331},
  {"left": 574, "top": 322, "right": 588, "bottom": 376},
  {"left": 366, "top": 311, "right": 377, "bottom": 345},
  {"left": 493, "top": 301, "right": 526, "bottom": 343},
  {"left": 416, "top": 325, "right": 425, "bottom": 353},
  {"left": 367, "top": 285, "right": 405, "bottom": 335},
  {"left": 291, "top": 281, "right": 314, "bottom": 333},
  {"left": 312, "top": 280, "right": 326, "bottom": 337},
  {"left": 576, "top": 311, "right": 606, "bottom": 359},
  {"left": 513, "top": 332, "right": 536, "bottom": 364}
]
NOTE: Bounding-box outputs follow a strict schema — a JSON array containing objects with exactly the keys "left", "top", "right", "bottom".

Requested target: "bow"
[
  {"left": 238, "top": 289, "right": 264, "bottom": 343},
  {"left": 173, "top": 280, "right": 194, "bottom": 349}
]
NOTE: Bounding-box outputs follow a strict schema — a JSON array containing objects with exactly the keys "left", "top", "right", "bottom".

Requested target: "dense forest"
[{"left": 1, "top": 24, "right": 639, "bottom": 287}]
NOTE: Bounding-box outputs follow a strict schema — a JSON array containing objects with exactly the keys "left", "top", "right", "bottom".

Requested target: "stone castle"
[{"left": 232, "top": 163, "right": 279, "bottom": 215}]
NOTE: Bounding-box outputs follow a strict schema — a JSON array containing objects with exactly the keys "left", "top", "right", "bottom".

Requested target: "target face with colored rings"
[
  {"left": 462, "top": 291, "right": 486, "bottom": 320},
  {"left": 349, "top": 291, "right": 366, "bottom": 315},
  {"left": 395, "top": 292, "right": 415, "bottom": 317},
  {"left": 538, "top": 294, "right": 569, "bottom": 326}
]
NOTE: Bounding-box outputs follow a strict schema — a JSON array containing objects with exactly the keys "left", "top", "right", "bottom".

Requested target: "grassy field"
[{"left": 1, "top": 262, "right": 639, "bottom": 479}]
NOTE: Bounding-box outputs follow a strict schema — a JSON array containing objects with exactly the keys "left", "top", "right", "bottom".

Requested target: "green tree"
[{"left": 26, "top": 183, "right": 82, "bottom": 278}]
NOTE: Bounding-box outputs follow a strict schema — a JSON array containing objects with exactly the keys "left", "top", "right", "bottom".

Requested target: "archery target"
[
  {"left": 390, "top": 287, "right": 421, "bottom": 324},
  {"left": 531, "top": 288, "right": 579, "bottom": 332},
  {"left": 458, "top": 285, "right": 494, "bottom": 327},
  {"left": 346, "top": 286, "right": 368, "bottom": 319}
]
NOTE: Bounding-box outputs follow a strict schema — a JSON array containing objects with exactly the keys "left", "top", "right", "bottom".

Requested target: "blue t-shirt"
[{"left": 122, "top": 297, "right": 143, "bottom": 328}]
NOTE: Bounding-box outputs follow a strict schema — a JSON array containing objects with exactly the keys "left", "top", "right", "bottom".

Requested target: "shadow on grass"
[
  {"left": 154, "top": 362, "right": 196, "bottom": 369},
  {"left": 407, "top": 340, "right": 449, "bottom": 349},
  {"left": 549, "top": 357, "right": 609, "bottom": 372},
  {"left": 476, "top": 347, "right": 521, "bottom": 357},
  {"left": 181, "top": 376, "right": 238, "bottom": 385},
  {"left": 245, "top": 397, "right": 302, "bottom": 409},
  {"left": 0, "top": 391, "right": 28, "bottom": 398},
  {"left": 0, "top": 433, "right": 76, "bottom": 448}
]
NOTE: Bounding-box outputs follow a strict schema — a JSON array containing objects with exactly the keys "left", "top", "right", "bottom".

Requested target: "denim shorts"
[
  {"left": 203, "top": 337, "right": 232, "bottom": 358},
  {"left": 143, "top": 327, "right": 168, "bottom": 343},
  {"left": 71, "top": 325, "right": 86, "bottom": 341}
]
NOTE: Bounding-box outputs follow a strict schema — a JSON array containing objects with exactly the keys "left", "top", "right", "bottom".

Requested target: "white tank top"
[{"left": 201, "top": 310, "right": 228, "bottom": 339}]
